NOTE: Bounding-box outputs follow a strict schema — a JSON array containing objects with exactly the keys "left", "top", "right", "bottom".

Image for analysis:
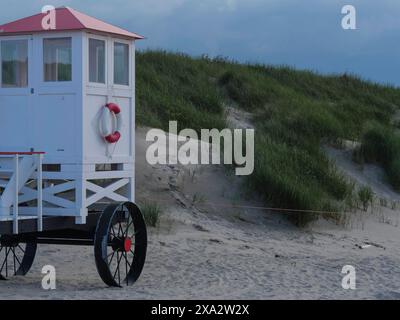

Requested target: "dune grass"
[
  {"left": 140, "top": 201, "right": 162, "bottom": 227},
  {"left": 356, "top": 122, "right": 400, "bottom": 191},
  {"left": 136, "top": 50, "right": 400, "bottom": 225}
]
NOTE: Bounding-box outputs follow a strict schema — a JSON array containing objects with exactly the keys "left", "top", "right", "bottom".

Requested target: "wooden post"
[
  {"left": 37, "top": 154, "right": 43, "bottom": 231},
  {"left": 13, "top": 154, "right": 19, "bottom": 234}
]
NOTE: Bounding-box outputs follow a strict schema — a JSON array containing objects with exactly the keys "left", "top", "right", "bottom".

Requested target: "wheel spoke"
[
  {"left": 14, "top": 247, "right": 24, "bottom": 274},
  {"left": 124, "top": 252, "right": 132, "bottom": 269},
  {"left": 5, "top": 247, "right": 9, "bottom": 277},
  {"left": 14, "top": 248, "right": 23, "bottom": 266},
  {"left": 112, "top": 252, "right": 119, "bottom": 280},
  {"left": 112, "top": 251, "right": 123, "bottom": 286},
  {"left": 125, "top": 216, "right": 132, "bottom": 237},
  {"left": 110, "top": 225, "right": 117, "bottom": 238},
  {"left": 108, "top": 250, "right": 116, "bottom": 266},
  {"left": 12, "top": 247, "right": 16, "bottom": 275},
  {"left": 133, "top": 230, "right": 140, "bottom": 237},
  {"left": 118, "top": 222, "right": 123, "bottom": 238},
  {"left": 0, "top": 247, "right": 8, "bottom": 274},
  {"left": 17, "top": 244, "right": 25, "bottom": 254},
  {"left": 127, "top": 226, "right": 135, "bottom": 239},
  {"left": 117, "top": 252, "right": 121, "bottom": 286},
  {"left": 123, "top": 251, "right": 129, "bottom": 285}
]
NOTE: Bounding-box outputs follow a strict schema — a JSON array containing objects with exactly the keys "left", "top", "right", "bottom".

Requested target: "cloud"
[{"left": 0, "top": 0, "right": 398, "bottom": 85}]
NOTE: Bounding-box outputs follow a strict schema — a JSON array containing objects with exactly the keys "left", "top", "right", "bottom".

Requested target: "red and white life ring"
[{"left": 100, "top": 103, "right": 122, "bottom": 143}]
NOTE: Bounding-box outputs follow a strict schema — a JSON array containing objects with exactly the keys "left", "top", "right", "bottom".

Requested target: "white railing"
[{"left": 0, "top": 152, "right": 44, "bottom": 234}]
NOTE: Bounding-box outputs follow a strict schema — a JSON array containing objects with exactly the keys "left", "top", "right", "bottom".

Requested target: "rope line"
[
  {"left": 136, "top": 194, "right": 400, "bottom": 215},
  {"left": 135, "top": 198, "right": 349, "bottom": 216}
]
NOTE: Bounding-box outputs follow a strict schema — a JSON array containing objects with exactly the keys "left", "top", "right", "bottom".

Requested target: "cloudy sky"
[{"left": 1, "top": 0, "right": 399, "bottom": 86}]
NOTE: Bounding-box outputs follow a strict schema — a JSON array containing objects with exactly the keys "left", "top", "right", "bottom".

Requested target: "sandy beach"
[{"left": 0, "top": 128, "right": 399, "bottom": 300}]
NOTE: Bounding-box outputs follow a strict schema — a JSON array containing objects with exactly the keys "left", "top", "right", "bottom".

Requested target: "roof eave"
[{"left": 0, "top": 29, "right": 145, "bottom": 40}]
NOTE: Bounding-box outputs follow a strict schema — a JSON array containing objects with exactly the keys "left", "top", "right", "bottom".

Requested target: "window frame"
[
  {"left": 43, "top": 36, "right": 73, "bottom": 83},
  {"left": 112, "top": 39, "right": 131, "bottom": 88},
  {"left": 87, "top": 34, "right": 107, "bottom": 87},
  {"left": 0, "top": 36, "right": 30, "bottom": 90}
]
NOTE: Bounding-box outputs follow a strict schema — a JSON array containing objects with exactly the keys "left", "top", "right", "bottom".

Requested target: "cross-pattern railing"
[{"left": 0, "top": 152, "right": 45, "bottom": 234}]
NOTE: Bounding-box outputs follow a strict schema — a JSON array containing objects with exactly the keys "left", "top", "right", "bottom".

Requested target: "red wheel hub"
[{"left": 124, "top": 237, "right": 132, "bottom": 252}]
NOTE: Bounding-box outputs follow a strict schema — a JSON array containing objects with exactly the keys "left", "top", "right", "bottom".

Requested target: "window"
[
  {"left": 114, "top": 42, "right": 129, "bottom": 85},
  {"left": 43, "top": 38, "right": 72, "bottom": 82},
  {"left": 89, "top": 39, "right": 105, "bottom": 83},
  {"left": 1, "top": 40, "right": 28, "bottom": 88}
]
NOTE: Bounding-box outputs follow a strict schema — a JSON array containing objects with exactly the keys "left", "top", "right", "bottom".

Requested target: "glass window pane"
[
  {"left": 1, "top": 40, "right": 28, "bottom": 88},
  {"left": 89, "top": 39, "right": 105, "bottom": 83},
  {"left": 43, "top": 38, "right": 72, "bottom": 82},
  {"left": 114, "top": 42, "right": 129, "bottom": 85}
]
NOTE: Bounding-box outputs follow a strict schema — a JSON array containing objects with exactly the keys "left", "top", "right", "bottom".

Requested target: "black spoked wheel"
[
  {"left": 94, "top": 202, "right": 147, "bottom": 287},
  {"left": 0, "top": 235, "right": 37, "bottom": 280}
]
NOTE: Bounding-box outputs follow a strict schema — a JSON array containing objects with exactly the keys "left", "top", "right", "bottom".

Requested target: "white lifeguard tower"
[
  {"left": 0, "top": 7, "right": 147, "bottom": 287},
  {"left": 0, "top": 6, "right": 144, "bottom": 229}
]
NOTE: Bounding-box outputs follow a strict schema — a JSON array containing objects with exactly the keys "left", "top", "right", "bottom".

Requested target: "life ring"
[{"left": 100, "top": 103, "right": 122, "bottom": 143}]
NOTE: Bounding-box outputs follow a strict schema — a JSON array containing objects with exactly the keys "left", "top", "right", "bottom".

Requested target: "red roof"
[{"left": 0, "top": 6, "right": 144, "bottom": 40}]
